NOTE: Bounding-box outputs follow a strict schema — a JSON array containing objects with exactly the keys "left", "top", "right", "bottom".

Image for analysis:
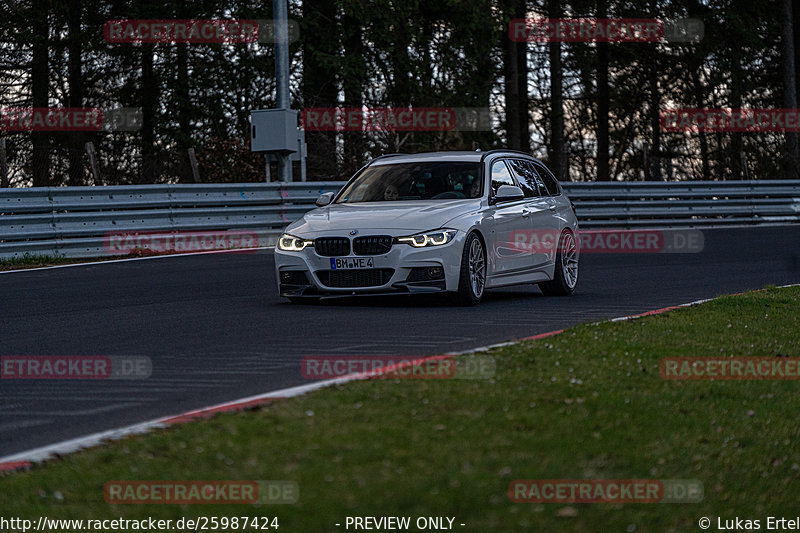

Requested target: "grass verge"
[
  {"left": 1, "top": 286, "right": 799, "bottom": 532},
  {"left": 0, "top": 253, "right": 75, "bottom": 270},
  {"left": 0, "top": 250, "right": 208, "bottom": 271},
  {"left": 0, "top": 252, "right": 150, "bottom": 271},
  {"left": 0, "top": 247, "right": 269, "bottom": 271}
]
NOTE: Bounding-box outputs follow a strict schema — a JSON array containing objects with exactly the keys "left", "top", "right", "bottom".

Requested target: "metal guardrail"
[
  {"left": 1, "top": 180, "right": 799, "bottom": 259},
  {"left": 563, "top": 180, "right": 800, "bottom": 227}
]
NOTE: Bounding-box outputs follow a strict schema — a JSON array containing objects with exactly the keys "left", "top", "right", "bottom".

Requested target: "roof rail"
[
  {"left": 371, "top": 153, "right": 407, "bottom": 162},
  {"left": 479, "top": 149, "right": 535, "bottom": 163}
]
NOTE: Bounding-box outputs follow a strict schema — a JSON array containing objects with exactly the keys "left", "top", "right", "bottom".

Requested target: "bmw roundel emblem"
[{"left": 350, "top": 230, "right": 358, "bottom": 236}]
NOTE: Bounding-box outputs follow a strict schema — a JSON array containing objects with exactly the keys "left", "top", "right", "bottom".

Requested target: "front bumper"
[{"left": 274, "top": 232, "right": 465, "bottom": 298}]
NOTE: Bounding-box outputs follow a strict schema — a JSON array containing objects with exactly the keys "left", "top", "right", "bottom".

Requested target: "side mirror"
[
  {"left": 315, "top": 192, "right": 334, "bottom": 207},
  {"left": 493, "top": 185, "right": 524, "bottom": 203}
]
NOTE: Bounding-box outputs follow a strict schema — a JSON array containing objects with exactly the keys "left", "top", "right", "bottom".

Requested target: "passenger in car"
[{"left": 384, "top": 184, "right": 399, "bottom": 200}]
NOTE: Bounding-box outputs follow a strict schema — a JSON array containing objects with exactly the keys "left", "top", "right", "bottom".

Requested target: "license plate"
[{"left": 330, "top": 257, "right": 374, "bottom": 270}]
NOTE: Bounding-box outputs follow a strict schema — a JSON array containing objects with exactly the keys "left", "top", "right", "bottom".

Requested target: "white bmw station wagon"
[{"left": 275, "top": 150, "right": 579, "bottom": 305}]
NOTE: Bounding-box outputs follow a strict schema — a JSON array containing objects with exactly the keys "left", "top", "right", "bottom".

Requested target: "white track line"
[{"left": 0, "top": 376, "right": 361, "bottom": 468}]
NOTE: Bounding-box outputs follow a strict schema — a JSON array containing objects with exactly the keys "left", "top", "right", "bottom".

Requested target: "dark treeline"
[{"left": 0, "top": 0, "right": 797, "bottom": 186}]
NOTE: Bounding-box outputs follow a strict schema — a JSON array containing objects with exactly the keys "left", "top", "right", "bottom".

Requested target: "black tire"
[
  {"left": 454, "top": 232, "right": 486, "bottom": 305},
  {"left": 538, "top": 230, "right": 578, "bottom": 296}
]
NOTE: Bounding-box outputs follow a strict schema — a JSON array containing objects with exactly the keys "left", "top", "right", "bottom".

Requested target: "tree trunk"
[
  {"left": 175, "top": 43, "right": 192, "bottom": 182},
  {"left": 387, "top": 5, "right": 413, "bottom": 107},
  {"left": 793, "top": 0, "right": 800, "bottom": 107},
  {"left": 730, "top": 59, "right": 744, "bottom": 179},
  {"left": 690, "top": 67, "right": 711, "bottom": 180},
  {"left": 503, "top": 0, "right": 522, "bottom": 150},
  {"left": 302, "top": 0, "right": 339, "bottom": 178},
  {"left": 141, "top": 43, "right": 157, "bottom": 184},
  {"left": 517, "top": 0, "right": 530, "bottom": 153},
  {"left": 648, "top": 42, "right": 661, "bottom": 180},
  {"left": 67, "top": 0, "right": 84, "bottom": 185},
  {"left": 595, "top": 0, "right": 610, "bottom": 181},
  {"left": 342, "top": 2, "right": 365, "bottom": 178},
  {"left": 31, "top": 1, "right": 50, "bottom": 187},
  {"left": 782, "top": 0, "right": 799, "bottom": 179},
  {"left": 474, "top": 24, "right": 496, "bottom": 152},
  {"left": 547, "top": 0, "right": 564, "bottom": 178}
]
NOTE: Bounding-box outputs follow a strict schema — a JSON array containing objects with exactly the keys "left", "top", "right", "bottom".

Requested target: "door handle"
[
  {"left": 522, "top": 209, "right": 531, "bottom": 218},
  {"left": 548, "top": 203, "right": 557, "bottom": 210}
]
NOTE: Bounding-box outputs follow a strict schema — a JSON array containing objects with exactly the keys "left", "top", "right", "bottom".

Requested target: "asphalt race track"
[{"left": 1, "top": 226, "right": 799, "bottom": 457}]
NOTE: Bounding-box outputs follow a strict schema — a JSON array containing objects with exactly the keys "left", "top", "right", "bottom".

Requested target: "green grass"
[
  {"left": 0, "top": 250, "right": 174, "bottom": 271},
  {"left": 1, "top": 286, "right": 799, "bottom": 532},
  {"left": 0, "top": 252, "right": 72, "bottom": 270}
]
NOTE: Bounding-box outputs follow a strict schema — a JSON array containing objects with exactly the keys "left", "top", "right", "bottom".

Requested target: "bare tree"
[
  {"left": 31, "top": 1, "right": 50, "bottom": 187},
  {"left": 595, "top": 0, "right": 610, "bottom": 180},
  {"left": 782, "top": 0, "right": 799, "bottom": 178},
  {"left": 302, "top": 0, "right": 339, "bottom": 177},
  {"left": 503, "top": 0, "right": 525, "bottom": 150},
  {"left": 547, "top": 0, "right": 564, "bottom": 178},
  {"left": 67, "top": 0, "right": 85, "bottom": 185}
]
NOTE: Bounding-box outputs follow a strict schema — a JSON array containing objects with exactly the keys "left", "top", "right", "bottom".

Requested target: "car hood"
[{"left": 285, "top": 200, "right": 479, "bottom": 236}]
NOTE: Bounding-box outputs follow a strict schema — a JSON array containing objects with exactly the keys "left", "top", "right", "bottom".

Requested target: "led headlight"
[
  {"left": 397, "top": 229, "right": 458, "bottom": 248},
  {"left": 277, "top": 234, "right": 314, "bottom": 251}
]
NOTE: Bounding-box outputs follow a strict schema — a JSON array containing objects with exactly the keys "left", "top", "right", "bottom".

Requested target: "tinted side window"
[
  {"left": 526, "top": 162, "right": 549, "bottom": 195},
  {"left": 506, "top": 159, "right": 540, "bottom": 198},
  {"left": 533, "top": 162, "right": 562, "bottom": 196},
  {"left": 490, "top": 160, "right": 516, "bottom": 196}
]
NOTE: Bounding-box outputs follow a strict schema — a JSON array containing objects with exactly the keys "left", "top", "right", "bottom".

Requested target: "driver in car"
[{"left": 468, "top": 177, "right": 481, "bottom": 198}]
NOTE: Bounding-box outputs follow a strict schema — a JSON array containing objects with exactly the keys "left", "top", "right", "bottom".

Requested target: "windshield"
[{"left": 335, "top": 161, "right": 482, "bottom": 203}]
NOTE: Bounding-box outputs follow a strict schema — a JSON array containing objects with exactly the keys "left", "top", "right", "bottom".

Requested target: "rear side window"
[
  {"left": 506, "top": 159, "right": 541, "bottom": 198},
  {"left": 490, "top": 160, "right": 516, "bottom": 196},
  {"left": 532, "top": 161, "right": 562, "bottom": 196}
]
